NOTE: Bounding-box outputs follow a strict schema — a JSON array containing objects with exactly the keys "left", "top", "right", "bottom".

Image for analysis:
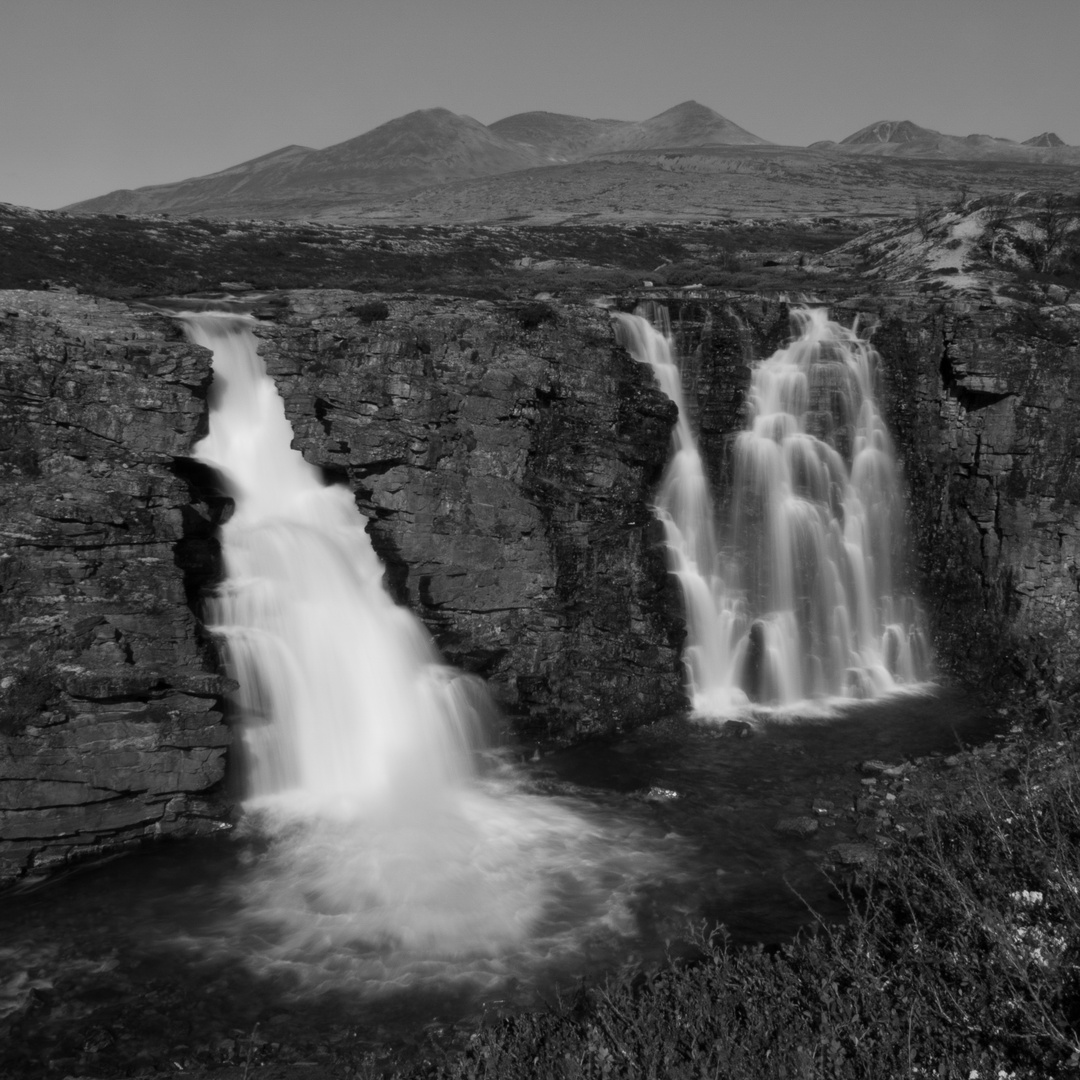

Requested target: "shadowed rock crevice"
[
  {"left": 0, "top": 291, "right": 231, "bottom": 883},
  {"left": 256, "top": 290, "right": 685, "bottom": 742}
]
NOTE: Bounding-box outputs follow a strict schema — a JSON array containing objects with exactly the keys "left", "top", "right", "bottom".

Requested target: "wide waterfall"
[
  {"left": 614, "top": 307, "right": 930, "bottom": 715},
  {"left": 179, "top": 312, "right": 675, "bottom": 992}
]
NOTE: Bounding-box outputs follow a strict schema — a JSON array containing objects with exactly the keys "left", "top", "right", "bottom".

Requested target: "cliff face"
[
  {"left": 660, "top": 295, "right": 1080, "bottom": 691},
  {"left": 2, "top": 284, "right": 1075, "bottom": 883},
  {"left": 0, "top": 290, "right": 231, "bottom": 882},
  {"left": 254, "top": 291, "right": 684, "bottom": 742},
  {"left": 0, "top": 288, "right": 683, "bottom": 882},
  {"left": 873, "top": 301, "right": 1080, "bottom": 687}
]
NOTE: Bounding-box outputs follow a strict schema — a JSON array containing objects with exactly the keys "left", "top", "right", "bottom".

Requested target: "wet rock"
[
  {"left": 257, "top": 291, "right": 684, "bottom": 742},
  {"left": 775, "top": 815, "right": 819, "bottom": 838},
  {"left": 0, "top": 290, "right": 229, "bottom": 883},
  {"left": 719, "top": 719, "right": 753, "bottom": 738},
  {"left": 829, "top": 842, "right": 878, "bottom": 868}
]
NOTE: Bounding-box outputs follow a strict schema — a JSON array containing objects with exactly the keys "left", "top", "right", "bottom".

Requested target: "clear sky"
[{"left": 3, "top": 0, "right": 1078, "bottom": 210}]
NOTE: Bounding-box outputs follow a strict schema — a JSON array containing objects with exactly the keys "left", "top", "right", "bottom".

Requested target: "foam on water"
[
  {"left": 614, "top": 306, "right": 931, "bottom": 718},
  {"left": 180, "top": 312, "right": 680, "bottom": 994}
]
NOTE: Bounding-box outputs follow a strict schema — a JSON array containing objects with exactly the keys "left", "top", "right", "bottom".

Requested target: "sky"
[{"left": 2, "top": 0, "right": 1078, "bottom": 211}]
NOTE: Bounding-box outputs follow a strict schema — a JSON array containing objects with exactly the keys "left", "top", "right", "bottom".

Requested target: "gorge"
[
  {"left": 1, "top": 272, "right": 1079, "bottom": 1074},
  {"left": 2, "top": 283, "right": 1077, "bottom": 881}
]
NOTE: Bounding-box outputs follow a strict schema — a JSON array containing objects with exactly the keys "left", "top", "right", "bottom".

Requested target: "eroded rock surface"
[
  {"left": 0, "top": 290, "right": 230, "bottom": 881},
  {"left": 659, "top": 294, "right": 1080, "bottom": 689},
  {"left": 254, "top": 291, "right": 684, "bottom": 742}
]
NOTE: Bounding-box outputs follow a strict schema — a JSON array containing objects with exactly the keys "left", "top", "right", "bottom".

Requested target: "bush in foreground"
[{"left": 399, "top": 724, "right": 1080, "bottom": 1079}]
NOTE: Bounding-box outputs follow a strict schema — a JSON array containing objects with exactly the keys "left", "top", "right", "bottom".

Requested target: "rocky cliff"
[
  {"left": 0, "top": 288, "right": 684, "bottom": 882},
  {"left": 0, "top": 290, "right": 231, "bottom": 882},
  {"left": 658, "top": 294, "right": 1080, "bottom": 692},
  {"left": 253, "top": 291, "right": 684, "bottom": 742},
  {"left": 2, "top": 284, "right": 1076, "bottom": 883},
  {"left": 874, "top": 300, "right": 1080, "bottom": 689}
]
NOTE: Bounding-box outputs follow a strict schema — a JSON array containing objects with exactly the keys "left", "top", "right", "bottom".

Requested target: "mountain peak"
[
  {"left": 1023, "top": 131, "right": 1066, "bottom": 147},
  {"left": 840, "top": 120, "right": 938, "bottom": 145}
]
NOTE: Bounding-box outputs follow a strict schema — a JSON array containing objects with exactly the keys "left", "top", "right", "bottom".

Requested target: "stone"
[
  {"left": 775, "top": 815, "right": 819, "bottom": 838},
  {"left": 255, "top": 290, "right": 684, "bottom": 743},
  {"left": 0, "top": 289, "right": 230, "bottom": 882},
  {"left": 829, "top": 842, "right": 878, "bottom": 868}
]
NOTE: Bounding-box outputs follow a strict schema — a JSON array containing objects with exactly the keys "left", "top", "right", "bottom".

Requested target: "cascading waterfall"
[
  {"left": 186, "top": 312, "right": 481, "bottom": 814},
  {"left": 179, "top": 312, "right": 676, "bottom": 992},
  {"left": 614, "top": 306, "right": 930, "bottom": 716}
]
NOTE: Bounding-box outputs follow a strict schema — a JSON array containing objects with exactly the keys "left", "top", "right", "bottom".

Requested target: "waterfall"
[
  {"left": 185, "top": 312, "right": 482, "bottom": 814},
  {"left": 614, "top": 306, "right": 930, "bottom": 715},
  {"left": 178, "top": 312, "right": 676, "bottom": 989}
]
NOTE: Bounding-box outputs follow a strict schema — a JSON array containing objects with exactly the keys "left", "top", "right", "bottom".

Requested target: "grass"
[
  {"left": 0, "top": 205, "right": 868, "bottom": 302},
  {"left": 372, "top": 702, "right": 1080, "bottom": 1080}
]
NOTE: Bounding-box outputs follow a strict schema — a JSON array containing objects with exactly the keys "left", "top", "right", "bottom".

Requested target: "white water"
[
  {"left": 181, "top": 313, "right": 679, "bottom": 992},
  {"left": 614, "top": 307, "right": 930, "bottom": 716}
]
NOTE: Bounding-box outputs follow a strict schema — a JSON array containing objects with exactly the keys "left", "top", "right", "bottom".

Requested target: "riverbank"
[
  {"left": 3, "top": 687, "right": 1075, "bottom": 1079},
  {"left": 396, "top": 690, "right": 1080, "bottom": 1080}
]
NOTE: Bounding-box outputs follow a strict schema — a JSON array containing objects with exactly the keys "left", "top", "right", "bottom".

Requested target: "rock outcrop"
[
  {"left": 658, "top": 295, "right": 1080, "bottom": 691},
  {"left": 254, "top": 291, "right": 684, "bottom": 743},
  {"left": 2, "top": 283, "right": 1075, "bottom": 884},
  {"left": 0, "top": 290, "right": 231, "bottom": 882},
  {"left": 0, "top": 287, "right": 684, "bottom": 882},
  {"left": 873, "top": 300, "right": 1080, "bottom": 687}
]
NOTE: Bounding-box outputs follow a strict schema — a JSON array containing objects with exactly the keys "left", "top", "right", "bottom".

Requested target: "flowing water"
[
  {"left": 169, "top": 313, "right": 681, "bottom": 990},
  {"left": 613, "top": 307, "right": 930, "bottom": 715},
  {"left": 0, "top": 309, "right": 992, "bottom": 1073}
]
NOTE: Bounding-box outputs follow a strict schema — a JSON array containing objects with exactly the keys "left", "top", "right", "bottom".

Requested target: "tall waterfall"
[
  {"left": 185, "top": 312, "right": 481, "bottom": 812},
  {"left": 614, "top": 307, "right": 929, "bottom": 715},
  {"left": 179, "top": 312, "right": 675, "bottom": 988}
]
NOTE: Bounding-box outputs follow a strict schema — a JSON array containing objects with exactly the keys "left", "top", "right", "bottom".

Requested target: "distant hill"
[
  {"left": 1023, "top": 132, "right": 1065, "bottom": 148},
  {"left": 67, "top": 110, "right": 540, "bottom": 218},
  {"left": 833, "top": 119, "right": 1080, "bottom": 163},
  {"left": 60, "top": 104, "right": 1078, "bottom": 222},
  {"left": 595, "top": 100, "right": 771, "bottom": 151},
  {"left": 63, "top": 101, "right": 772, "bottom": 219},
  {"left": 487, "top": 111, "right": 631, "bottom": 161}
]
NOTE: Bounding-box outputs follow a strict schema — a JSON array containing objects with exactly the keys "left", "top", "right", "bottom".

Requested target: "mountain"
[
  {"left": 597, "top": 100, "right": 771, "bottom": 151},
  {"left": 67, "top": 110, "right": 540, "bottom": 218},
  {"left": 61, "top": 104, "right": 1076, "bottom": 222},
  {"left": 841, "top": 120, "right": 939, "bottom": 146},
  {"left": 487, "top": 111, "right": 631, "bottom": 161},
  {"left": 1023, "top": 132, "right": 1065, "bottom": 147},
  {"left": 63, "top": 102, "right": 772, "bottom": 219},
  {"left": 834, "top": 120, "right": 1079, "bottom": 162}
]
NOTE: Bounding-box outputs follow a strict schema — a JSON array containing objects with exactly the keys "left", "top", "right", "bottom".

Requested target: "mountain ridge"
[{"left": 62, "top": 104, "right": 1078, "bottom": 221}]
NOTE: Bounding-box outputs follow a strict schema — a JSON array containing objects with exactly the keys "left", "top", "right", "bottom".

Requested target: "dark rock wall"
[
  {"left": 3, "top": 283, "right": 1074, "bottom": 883},
  {"left": 873, "top": 301, "right": 1080, "bottom": 687},
  {"left": 647, "top": 293, "right": 1080, "bottom": 691},
  {"left": 255, "top": 291, "right": 684, "bottom": 743},
  {"left": 0, "top": 290, "right": 230, "bottom": 881}
]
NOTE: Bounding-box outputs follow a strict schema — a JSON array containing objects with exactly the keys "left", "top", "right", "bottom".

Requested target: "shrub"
[
  {"left": 349, "top": 299, "right": 391, "bottom": 324},
  {"left": 513, "top": 301, "right": 556, "bottom": 330}
]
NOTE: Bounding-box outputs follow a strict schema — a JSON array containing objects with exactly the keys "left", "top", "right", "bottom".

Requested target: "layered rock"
[
  {"left": 3, "top": 282, "right": 1074, "bottom": 885},
  {"left": 873, "top": 300, "right": 1080, "bottom": 687},
  {"left": 656, "top": 295, "right": 1080, "bottom": 690},
  {"left": 0, "top": 290, "right": 231, "bottom": 881},
  {"left": 253, "top": 291, "right": 684, "bottom": 743},
  {"left": 0, "top": 287, "right": 684, "bottom": 882}
]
